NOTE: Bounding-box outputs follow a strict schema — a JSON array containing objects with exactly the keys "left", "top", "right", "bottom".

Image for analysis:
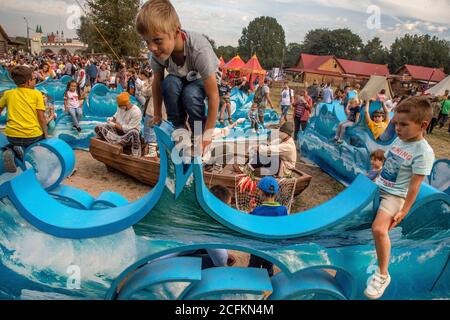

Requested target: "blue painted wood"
[
  {"left": 117, "top": 257, "right": 202, "bottom": 300},
  {"left": 195, "top": 162, "right": 378, "bottom": 239},
  {"left": 50, "top": 185, "right": 96, "bottom": 209},
  {"left": 92, "top": 192, "right": 129, "bottom": 208},
  {"left": 182, "top": 267, "right": 272, "bottom": 300},
  {"left": 0, "top": 128, "right": 170, "bottom": 238},
  {"left": 269, "top": 269, "right": 349, "bottom": 300}
]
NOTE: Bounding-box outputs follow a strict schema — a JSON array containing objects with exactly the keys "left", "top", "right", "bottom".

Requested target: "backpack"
[{"left": 253, "top": 85, "right": 265, "bottom": 105}]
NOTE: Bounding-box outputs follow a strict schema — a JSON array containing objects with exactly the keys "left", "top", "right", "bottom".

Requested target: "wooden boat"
[{"left": 89, "top": 138, "right": 312, "bottom": 197}]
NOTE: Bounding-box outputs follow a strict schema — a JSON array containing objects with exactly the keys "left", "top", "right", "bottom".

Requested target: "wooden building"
[
  {"left": 392, "top": 64, "right": 447, "bottom": 95},
  {"left": 0, "top": 25, "right": 23, "bottom": 55},
  {"left": 286, "top": 53, "right": 390, "bottom": 87}
]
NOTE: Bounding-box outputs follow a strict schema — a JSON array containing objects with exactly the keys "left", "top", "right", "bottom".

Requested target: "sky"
[{"left": 1, "top": 0, "right": 449, "bottom": 47}]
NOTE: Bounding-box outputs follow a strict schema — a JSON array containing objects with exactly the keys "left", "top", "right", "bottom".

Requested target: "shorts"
[
  {"left": 281, "top": 105, "right": 290, "bottom": 117},
  {"left": 257, "top": 104, "right": 266, "bottom": 117},
  {"left": 378, "top": 190, "right": 405, "bottom": 217},
  {"left": 220, "top": 97, "right": 230, "bottom": 104}
]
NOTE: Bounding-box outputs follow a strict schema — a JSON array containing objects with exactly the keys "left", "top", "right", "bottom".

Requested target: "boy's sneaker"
[
  {"left": 3, "top": 148, "right": 17, "bottom": 173},
  {"left": 76, "top": 126, "right": 82, "bottom": 133},
  {"left": 336, "top": 139, "right": 343, "bottom": 145},
  {"left": 364, "top": 270, "right": 391, "bottom": 300}
]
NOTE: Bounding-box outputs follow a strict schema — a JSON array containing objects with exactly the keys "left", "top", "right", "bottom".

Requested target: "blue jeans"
[
  {"left": 143, "top": 115, "right": 156, "bottom": 144},
  {"left": 281, "top": 105, "right": 290, "bottom": 117},
  {"left": 162, "top": 75, "right": 206, "bottom": 132},
  {"left": 7, "top": 135, "right": 45, "bottom": 149},
  {"left": 69, "top": 107, "right": 83, "bottom": 128}
]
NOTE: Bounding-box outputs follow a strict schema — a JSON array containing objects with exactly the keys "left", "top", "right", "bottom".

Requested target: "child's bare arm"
[
  {"left": 37, "top": 110, "right": 49, "bottom": 138},
  {"left": 203, "top": 74, "right": 220, "bottom": 148},
  {"left": 152, "top": 71, "right": 164, "bottom": 124},
  {"left": 345, "top": 103, "right": 351, "bottom": 116},
  {"left": 365, "top": 100, "right": 371, "bottom": 125},
  {"left": 382, "top": 101, "right": 390, "bottom": 123},
  {"left": 389, "top": 174, "right": 425, "bottom": 230}
]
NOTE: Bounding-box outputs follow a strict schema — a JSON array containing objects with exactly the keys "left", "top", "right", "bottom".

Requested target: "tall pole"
[{"left": 23, "top": 17, "right": 30, "bottom": 53}]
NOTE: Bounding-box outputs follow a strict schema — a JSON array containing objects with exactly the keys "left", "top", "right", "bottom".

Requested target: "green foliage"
[
  {"left": 284, "top": 42, "right": 303, "bottom": 68},
  {"left": 302, "top": 28, "right": 363, "bottom": 60},
  {"left": 359, "top": 37, "right": 389, "bottom": 65},
  {"left": 217, "top": 46, "right": 238, "bottom": 62},
  {"left": 238, "top": 16, "right": 286, "bottom": 69},
  {"left": 203, "top": 34, "right": 218, "bottom": 54},
  {"left": 389, "top": 34, "right": 450, "bottom": 73},
  {"left": 77, "top": 0, "right": 141, "bottom": 57}
]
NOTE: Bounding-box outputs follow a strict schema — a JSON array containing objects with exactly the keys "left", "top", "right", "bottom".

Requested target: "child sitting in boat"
[
  {"left": 334, "top": 97, "right": 361, "bottom": 144},
  {"left": 236, "top": 121, "right": 297, "bottom": 177},
  {"left": 64, "top": 80, "right": 84, "bottom": 133},
  {"left": 247, "top": 177, "right": 288, "bottom": 276},
  {"left": 364, "top": 99, "right": 390, "bottom": 140},
  {"left": 94, "top": 92, "right": 144, "bottom": 158},
  {"left": 367, "top": 149, "right": 385, "bottom": 181}
]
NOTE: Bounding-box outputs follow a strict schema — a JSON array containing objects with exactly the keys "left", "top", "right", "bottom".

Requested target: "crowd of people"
[{"left": 1, "top": 0, "right": 449, "bottom": 301}]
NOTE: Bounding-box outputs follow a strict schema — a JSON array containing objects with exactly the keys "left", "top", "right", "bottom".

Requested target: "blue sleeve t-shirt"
[
  {"left": 250, "top": 202, "right": 288, "bottom": 217},
  {"left": 376, "top": 138, "right": 435, "bottom": 198}
]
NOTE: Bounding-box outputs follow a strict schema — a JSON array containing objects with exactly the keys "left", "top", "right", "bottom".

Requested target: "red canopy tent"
[
  {"left": 223, "top": 55, "right": 246, "bottom": 71},
  {"left": 241, "top": 54, "right": 266, "bottom": 89},
  {"left": 222, "top": 55, "right": 246, "bottom": 83}
]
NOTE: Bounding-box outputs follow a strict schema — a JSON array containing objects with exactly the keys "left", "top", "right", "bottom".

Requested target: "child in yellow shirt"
[
  {"left": 0, "top": 66, "right": 48, "bottom": 172},
  {"left": 365, "top": 100, "right": 390, "bottom": 140}
]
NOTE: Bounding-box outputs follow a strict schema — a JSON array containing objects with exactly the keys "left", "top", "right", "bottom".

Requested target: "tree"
[
  {"left": 283, "top": 42, "right": 303, "bottom": 68},
  {"left": 203, "top": 34, "right": 218, "bottom": 55},
  {"left": 238, "top": 16, "right": 286, "bottom": 69},
  {"left": 302, "top": 28, "right": 363, "bottom": 60},
  {"left": 77, "top": 0, "right": 142, "bottom": 57},
  {"left": 389, "top": 34, "right": 450, "bottom": 73},
  {"left": 359, "top": 37, "right": 389, "bottom": 64},
  {"left": 216, "top": 46, "right": 238, "bottom": 62}
]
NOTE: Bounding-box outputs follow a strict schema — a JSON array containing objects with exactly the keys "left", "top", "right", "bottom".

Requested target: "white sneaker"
[{"left": 364, "top": 270, "right": 391, "bottom": 300}]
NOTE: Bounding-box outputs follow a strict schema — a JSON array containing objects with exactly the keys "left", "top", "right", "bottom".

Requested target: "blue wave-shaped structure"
[
  {"left": 298, "top": 100, "right": 397, "bottom": 185},
  {"left": 0, "top": 125, "right": 449, "bottom": 300}
]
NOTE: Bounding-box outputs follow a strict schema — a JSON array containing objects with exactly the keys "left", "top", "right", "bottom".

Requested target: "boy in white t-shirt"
[
  {"left": 365, "top": 96, "right": 435, "bottom": 300},
  {"left": 279, "top": 81, "right": 294, "bottom": 126}
]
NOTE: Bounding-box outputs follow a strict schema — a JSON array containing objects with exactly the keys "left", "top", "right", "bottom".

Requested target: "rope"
[{"left": 74, "top": 0, "right": 121, "bottom": 61}]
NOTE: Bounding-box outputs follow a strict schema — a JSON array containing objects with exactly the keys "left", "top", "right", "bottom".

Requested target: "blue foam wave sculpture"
[
  {"left": 0, "top": 124, "right": 449, "bottom": 300},
  {"left": 298, "top": 101, "right": 397, "bottom": 185}
]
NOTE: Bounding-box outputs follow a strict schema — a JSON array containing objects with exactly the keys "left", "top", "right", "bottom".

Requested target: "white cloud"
[{"left": 1, "top": 0, "right": 80, "bottom": 17}]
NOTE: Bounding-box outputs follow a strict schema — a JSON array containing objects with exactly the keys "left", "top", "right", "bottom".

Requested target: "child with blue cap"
[
  {"left": 250, "top": 176, "right": 288, "bottom": 217},
  {"left": 247, "top": 176, "right": 288, "bottom": 276}
]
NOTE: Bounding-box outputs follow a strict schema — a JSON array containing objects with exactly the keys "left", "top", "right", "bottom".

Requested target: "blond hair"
[
  {"left": 136, "top": 0, "right": 181, "bottom": 36},
  {"left": 395, "top": 96, "right": 432, "bottom": 124},
  {"left": 349, "top": 97, "right": 360, "bottom": 106}
]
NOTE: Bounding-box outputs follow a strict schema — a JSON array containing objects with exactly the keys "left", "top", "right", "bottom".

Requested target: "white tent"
[
  {"left": 359, "top": 75, "right": 393, "bottom": 101},
  {"left": 426, "top": 75, "right": 450, "bottom": 96}
]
